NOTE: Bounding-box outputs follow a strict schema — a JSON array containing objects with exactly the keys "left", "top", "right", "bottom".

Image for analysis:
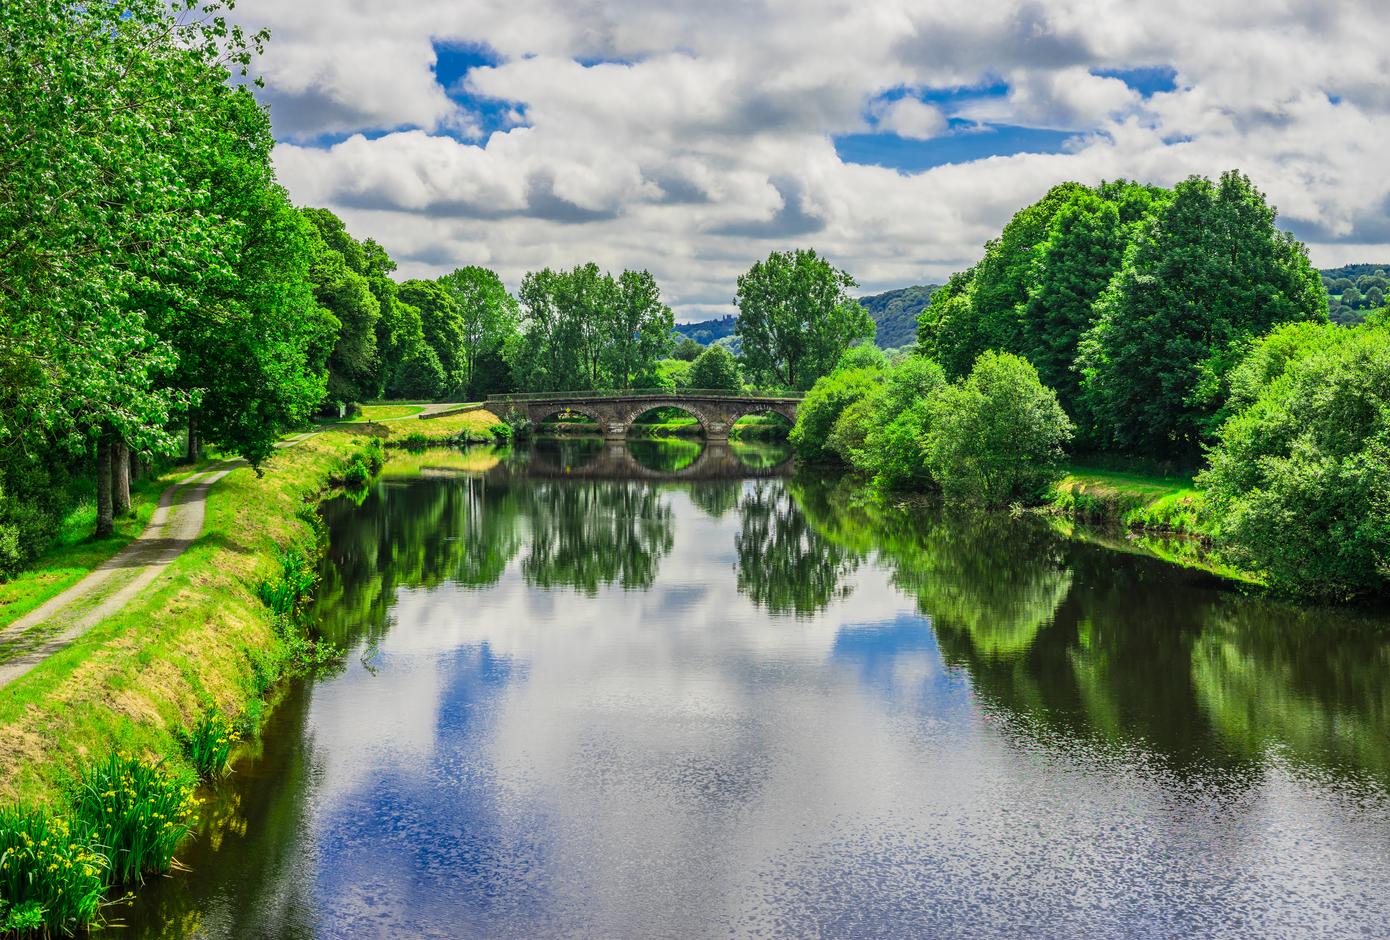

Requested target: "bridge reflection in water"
[{"left": 521, "top": 436, "right": 794, "bottom": 481}]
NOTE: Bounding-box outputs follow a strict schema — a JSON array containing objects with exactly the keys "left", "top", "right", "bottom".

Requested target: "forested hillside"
[
  {"left": 1321, "top": 264, "right": 1389, "bottom": 324},
  {"left": 673, "top": 315, "right": 738, "bottom": 345},
  {"left": 858, "top": 285, "right": 940, "bottom": 349}
]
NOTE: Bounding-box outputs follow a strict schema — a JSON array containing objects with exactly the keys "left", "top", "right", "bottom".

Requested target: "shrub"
[
  {"left": 925, "top": 351, "right": 1073, "bottom": 506},
  {"left": 790, "top": 367, "right": 883, "bottom": 461},
  {"left": 827, "top": 397, "right": 876, "bottom": 467},
  {"left": 71, "top": 753, "right": 196, "bottom": 886},
  {"left": 490, "top": 421, "right": 514, "bottom": 443},
  {"left": 687, "top": 344, "right": 741, "bottom": 390},
  {"left": 1199, "top": 321, "right": 1390, "bottom": 599},
  {"left": 864, "top": 398, "right": 935, "bottom": 490},
  {"left": 0, "top": 805, "right": 106, "bottom": 935},
  {"left": 178, "top": 710, "right": 241, "bottom": 780}
]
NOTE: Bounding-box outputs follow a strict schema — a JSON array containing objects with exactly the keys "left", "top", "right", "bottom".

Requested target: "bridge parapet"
[{"left": 488, "top": 390, "right": 800, "bottom": 440}]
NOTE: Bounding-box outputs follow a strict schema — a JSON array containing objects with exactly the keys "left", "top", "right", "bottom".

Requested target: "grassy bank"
[
  {"left": 1046, "top": 466, "right": 1212, "bottom": 537},
  {"left": 0, "top": 464, "right": 209, "bottom": 632},
  {"left": 0, "top": 426, "right": 383, "bottom": 806},
  {"left": 395, "top": 409, "right": 503, "bottom": 447}
]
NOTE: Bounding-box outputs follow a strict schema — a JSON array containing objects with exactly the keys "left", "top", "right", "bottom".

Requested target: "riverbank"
[
  {"left": 0, "top": 426, "right": 386, "bottom": 806},
  {"left": 1046, "top": 466, "right": 1212, "bottom": 537}
]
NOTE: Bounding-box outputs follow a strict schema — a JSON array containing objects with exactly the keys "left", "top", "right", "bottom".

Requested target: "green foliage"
[
  {"left": 925, "top": 352, "right": 1074, "bottom": 507},
  {"left": 1199, "top": 321, "right": 1390, "bottom": 599},
  {"left": 860, "top": 358, "right": 948, "bottom": 488},
  {"left": 1079, "top": 172, "right": 1327, "bottom": 455},
  {"left": 1322, "top": 264, "right": 1390, "bottom": 324},
  {"left": 735, "top": 249, "right": 874, "bottom": 389},
  {"left": 71, "top": 752, "right": 196, "bottom": 886},
  {"left": 646, "top": 358, "right": 693, "bottom": 391},
  {"left": 436, "top": 266, "right": 521, "bottom": 398},
  {"left": 256, "top": 547, "right": 317, "bottom": 619},
  {"left": 390, "top": 345, "right": 449, "bottom": 400},
  {"left": 671, "top": 337, "right": 705, "bottom": 361},
  {"left": 178, "top": 710, "right": 241, "bottom": 780},
  {"left": 672, "top": 315, "right": 737, "bottom": 346},
  {"left": 0, "top": 805, "right": 105, "bottom": 935},
  {"left": 687, "top": 344, "right": 742, "bottom": 390},
  {"left": 509, "top": 264, "right": 673, "bottom": 392},
  {"left": 827, "top": 397, "right": 877, "bottom": 466},
  {"left": 303, "top": 208, "right": 383, "bottom": 410},
  {"left": 790, "top": 367, "right": 884, "bottom": 461}
]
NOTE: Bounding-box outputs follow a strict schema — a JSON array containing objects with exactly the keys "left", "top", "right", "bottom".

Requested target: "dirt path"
[{"left": 0, "top": 431, "right": 315, "bottom": 689}]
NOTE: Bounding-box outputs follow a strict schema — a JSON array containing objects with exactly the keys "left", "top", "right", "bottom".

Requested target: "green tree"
[
  {"left": 860, "top": 356, "right": 947, "bottom": 488},
  {"left": 1199, "top": 320, "right": 1390, "bottom": 600},
  {"left": 1, "top": 0, "right": 268, "bottom": 534},
  {"left": 400, "top": 279, "right": 466, "bottom": 396},
  {"left": 436, "top": 266, "right": 519, "bottom": 397},
  {"left": 1078, "top": 171, "right": 1327, "bottom": 456},
  {"left": 606, "top": 270, "right": 674, "bottom": 389},
  {"left": 734, "top": 249, "right": 873, "bottom": 389},
  {"left": 925, "top": 352, "right": 1073, "bottom": 506},
  {"left": 672, "top": 337, "right": 704, "bottom": 361},
  {"left": 789, "top": 367, "right": 883, "bottom": 462},
  {"left": 687, "top": 344, "right": 742, "bottom": 390},
  {"left": 303, "top": 209, "right": 381, "bottom": 408}
]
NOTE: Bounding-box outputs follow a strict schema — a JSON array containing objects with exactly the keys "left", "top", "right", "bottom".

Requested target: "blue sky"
[{"left": 251, "top": 0, "right": 1390, "bottom": 319}]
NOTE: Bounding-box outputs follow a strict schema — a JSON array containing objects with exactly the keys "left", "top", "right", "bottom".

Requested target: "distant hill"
[
  {"left": 673, "top": 315, "right": 737, "bottom": 345},
  {"left": 672, "top": 285, "right": 940, "bottom": 353},
  {"left": 1320, "top": 264, "right": 1388, "bottom": 325},
  {"left": 858, "top": 284, "right": 939, "bottom": 349}
]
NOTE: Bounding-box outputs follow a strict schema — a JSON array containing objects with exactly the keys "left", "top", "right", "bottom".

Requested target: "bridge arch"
[{"left": 619, "top": 400, "right": 716, "bottom": 437}]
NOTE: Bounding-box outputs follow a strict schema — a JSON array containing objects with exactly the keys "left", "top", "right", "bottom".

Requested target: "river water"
[{"left": 125, "top": 439, "right": 1390, "bottom": 938}]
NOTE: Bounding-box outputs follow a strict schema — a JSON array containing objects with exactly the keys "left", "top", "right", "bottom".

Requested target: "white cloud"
[{"left": 235, "top": 0, "right": 1390, "bottom": 319}]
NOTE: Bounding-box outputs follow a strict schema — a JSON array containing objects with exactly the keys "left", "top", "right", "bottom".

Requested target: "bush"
[
  {"left": 790, "top": 367, "right": 883, "bottom": 461},
  {"left": 827, "top": 396, "right": 876, "bottom": 466},
  {"left": 864, "top": 398, "right": 935, "bottom": 489},
  {"left": 0, "top": 805, "right": 105, "bottom": 935},
  {"left": 925, "top": 351, "right": 1073, "bottom": 506},
  {"left": 1199, "top": 321, "right": 1390, "bottom": 599},
  {"left": 490, "top": 422, "right": 514, "bottom": 443},
  {"left": 71, "top": 752, "right": 196, "bottom": 885},
  {"left": 688, "top": 344, "right": 742, "bottom": 390}
]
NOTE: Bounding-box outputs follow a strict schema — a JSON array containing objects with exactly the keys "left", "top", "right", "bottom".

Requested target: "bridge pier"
[{"left": 603, "top": 421, "right": 627, "bottom": 440}]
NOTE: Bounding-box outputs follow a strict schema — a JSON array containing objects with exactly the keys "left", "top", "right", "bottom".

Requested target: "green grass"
[
  {"left": 397, "top": 409, "right": 504, "bottom": 447},
  {"left": 355, "top": 403, "right": 425, "bottom": 421},
  {"left": 0, "top": 464, "right": 205, "bottom": 631},
  {"left": 0, "top": 426, "right": 377, "bottom": 806},
  {"left": 1047, "top": 466, "right": 1210, "bottom": 536}
]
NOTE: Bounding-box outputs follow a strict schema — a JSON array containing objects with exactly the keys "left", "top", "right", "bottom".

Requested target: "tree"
[
  {"left": 303, "top": 209, "right": 381, "bottom": 408},
  {"left": 860, "top": 356, "right": 947, "bottom": 488},
  {"left": 687, "top": 345, "right": 741, "bottom": 390},
  {"left": 672, "top": 337, "right": 704, "bottom": 361},
  {"left": 1199, "top": 319, "right": 1390, "bottom": 600},
  {"left": 1078, "top": 171, "right": 1327, "bottom": 456},
  {"left": 1, "top": 0, "right": 270, "bottom": 538},
  {"left": 400, "top": 279, "right": 465, "bottom": 396},
  {"left": 436, "top": 266, "right": 519, "bottom": 397},
  {"left": 789, "top": 367, "right": 883, "bottom": 462},
  {"left": 735, "top": 249, "right": 873, "bottom": 389},
  {"left": 925, "top": 352, "right": 1073, "bottom": 506},
  {"left": 606, "top": 270, "right": 674, "bottom": 389}
]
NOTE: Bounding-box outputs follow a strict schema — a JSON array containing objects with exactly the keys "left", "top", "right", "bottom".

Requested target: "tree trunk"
[
  {"left": 186, "top": 411, "right": 199, "bottom": 462},
  {"left": 95, "top": 436, "right": 114, "bottom": 538},
  {"left": 112, "top": 439, "right": 131, "bottom": 517}
]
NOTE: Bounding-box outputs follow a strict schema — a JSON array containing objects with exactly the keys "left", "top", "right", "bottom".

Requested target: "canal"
[{"left": 125, "top": 439, "right": 1390, "bottom": 937}]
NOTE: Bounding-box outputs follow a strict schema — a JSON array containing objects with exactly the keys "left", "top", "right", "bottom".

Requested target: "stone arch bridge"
[{"left": 487, "top": 390, "right": 800, "bottom": 440}]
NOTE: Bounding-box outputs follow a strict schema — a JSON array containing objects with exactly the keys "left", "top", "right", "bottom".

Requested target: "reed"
[
  {"left": 70, "top": 752, "right": 197, "bottom": 886},
  {"left": 0, "top": 804, "right": 105, "bottom": 934},
  {"left": 178, "top": 710, "right": 241, "bottom": 780}
]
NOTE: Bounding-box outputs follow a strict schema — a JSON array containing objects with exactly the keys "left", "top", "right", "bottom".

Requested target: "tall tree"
[
  {"left": 734, "top": 249, "right": 873, "bottom": 390},
  {"left": 606, "top": 270, "right": 674, "bottom": 389},
  {"left": 303, "top": 208, "right": 381, "bottom": 409},
  {"left": 1078, "top": 171, "right": 1327, "bottom": 455},
  {"left": 436, "top": 266, "right": 520, "bottom": 397}
]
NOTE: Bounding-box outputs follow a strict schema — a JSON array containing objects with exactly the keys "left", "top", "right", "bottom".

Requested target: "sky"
[{"left": 243, "top": 0, "right": 1390, "bottom": 321}]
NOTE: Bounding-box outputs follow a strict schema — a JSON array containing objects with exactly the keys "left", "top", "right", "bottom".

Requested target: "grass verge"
[
  {"left": 0, "top": 425, "right": 380, "bottom": 807},
  {"left": 394, "top": 409, "right": 504, "bottom": 448},
  {"left": 0, "top": 464, "right": 207, "bottom": 632},
  {"left": 1046, "top": 466, "right": 1211, "bottom": 537}
]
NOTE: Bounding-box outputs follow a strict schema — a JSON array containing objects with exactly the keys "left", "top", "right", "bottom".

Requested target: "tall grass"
[
  {"left": 256, "top": 547, "right": 316, "bottom": 618},
  {"left": 178, "top": 710, "right": 241, "bottom": 780},
  {"left": 70, "top": 752, "right": 196, "bottom": 886},
  {"left": 0, "top": 805, "right": 105, "bottom": 935}
]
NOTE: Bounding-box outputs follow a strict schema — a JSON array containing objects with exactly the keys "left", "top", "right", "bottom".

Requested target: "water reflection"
[{"left": 122, "top": 445, "right": 1390, "bottom": 938}]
